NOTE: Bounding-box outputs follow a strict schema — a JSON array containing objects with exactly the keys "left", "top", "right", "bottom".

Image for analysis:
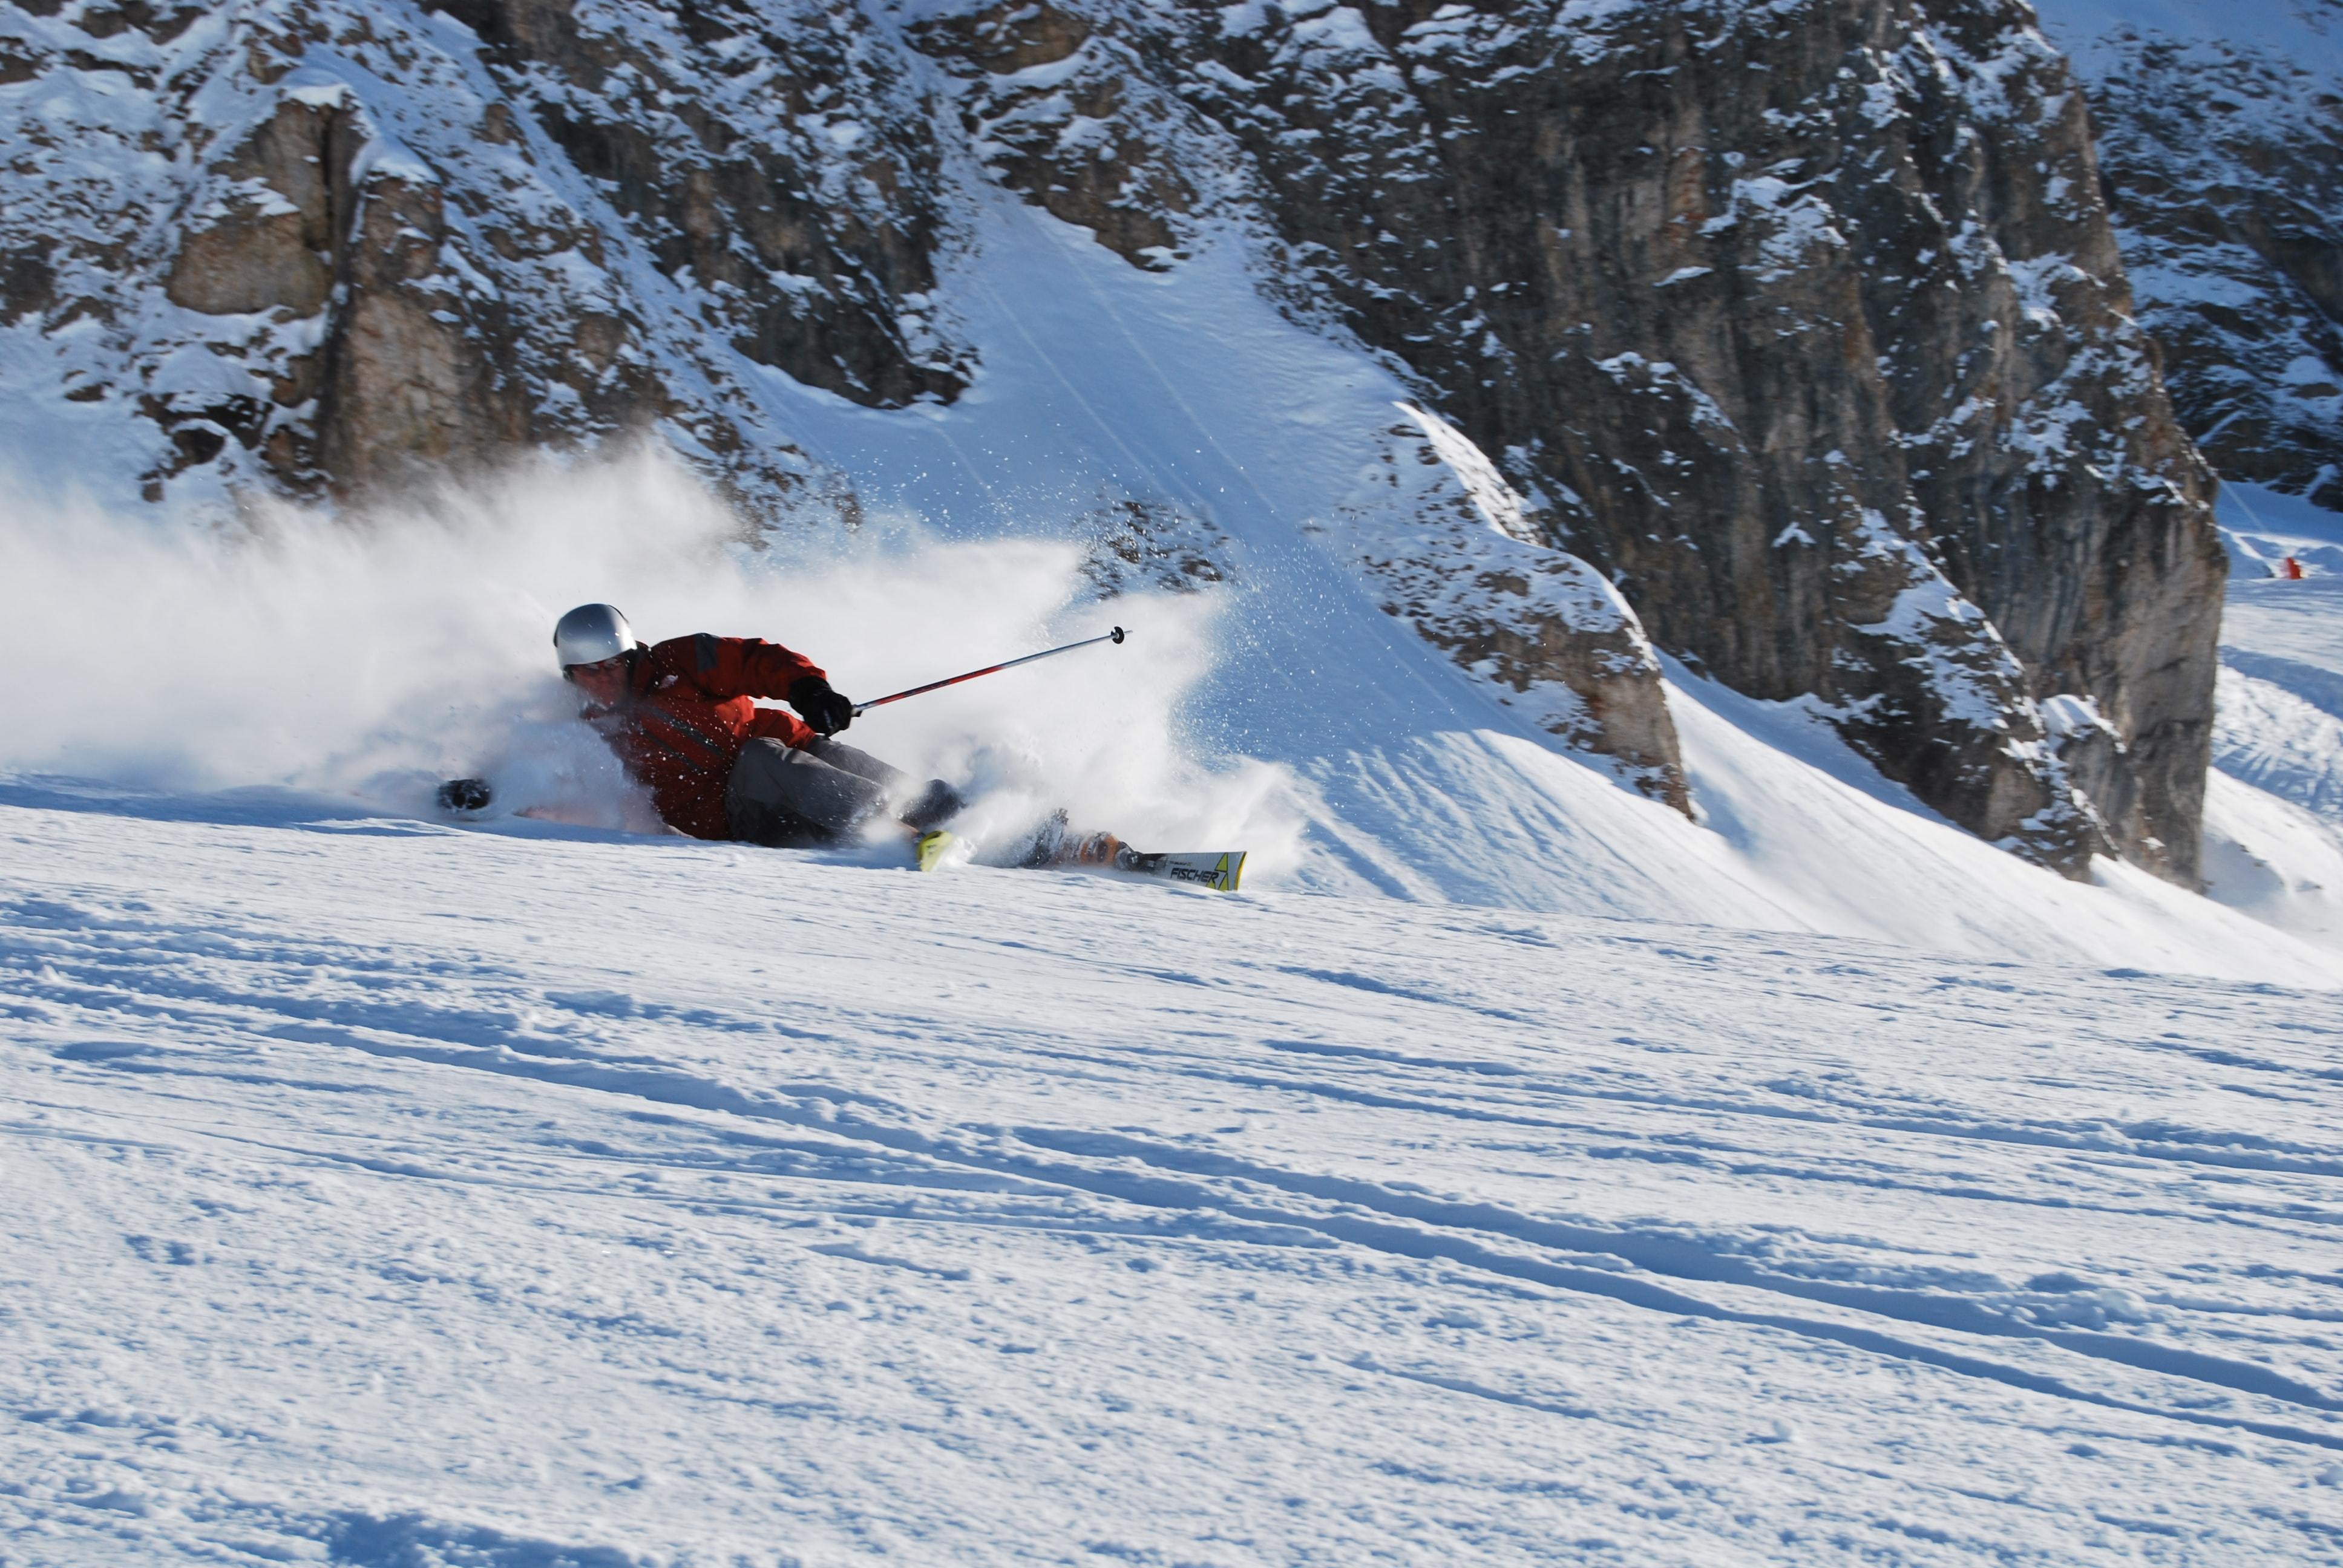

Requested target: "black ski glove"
[
  {"left": 789, "top": 676, "right": 855, "bottom": 736},
  {"left": 437, "top": 777, "right": 493, "bottom": 812}
]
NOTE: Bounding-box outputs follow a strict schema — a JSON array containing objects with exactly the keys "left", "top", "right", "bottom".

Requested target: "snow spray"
[{"left": 0, "top": 447, "right": 1306, "bottom": 871}]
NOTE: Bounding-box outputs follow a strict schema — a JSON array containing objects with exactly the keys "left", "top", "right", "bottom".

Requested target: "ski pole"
[{"left": 851, "top": 627, "right": 1128, "bottom": 717}]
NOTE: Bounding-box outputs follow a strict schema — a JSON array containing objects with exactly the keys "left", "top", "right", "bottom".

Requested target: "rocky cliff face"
[
  {"left": 0, "top": 0, "right": 962, "bottom": 516},
  {"left": 932, "top": 0, "right": 2220, "bottom": 880},
  {"left": 1345, "top": 405, "right": 1690, "bottom": 812},
  {"left": 0, "top": 0, "right": 2225, "bottom": 878},
  {"left": 2038, "top": 1, "right": 2343, "bottom": 514}
]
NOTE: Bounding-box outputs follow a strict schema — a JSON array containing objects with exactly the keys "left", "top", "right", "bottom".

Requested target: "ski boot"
[
  {"left": 914, "top": 828, "right": 958, "bottom": 872},
  {"left": 437, "top": 777, "right": 493, "bottom": 813},
  {"left": 1015, "top": 809, "right": 1133, "bottom": 870},
  {"left": 1060, "top": 830, "right": 1131, "bottom": 869}
]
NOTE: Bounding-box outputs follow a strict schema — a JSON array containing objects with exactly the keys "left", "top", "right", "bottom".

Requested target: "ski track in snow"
[{"left": 7, "top": 783, "right": 2343, "bottom": 1564}]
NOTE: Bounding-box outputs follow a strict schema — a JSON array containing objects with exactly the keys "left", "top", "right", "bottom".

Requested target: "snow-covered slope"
[
  {"left": 13, "top": 215, "right": 2339, "bottom": 1549},
  {"left": 9, "top": 775, "right": 2343, "bottom": 1564},
  {"left": 2203, "top": 483, "right": 2343, "bottom": 953},
  {"left": 8, "top": 5, "right": 2343, "bottom": 1558},
  {"left": 4, "top": 193, "right": 2335, "bottom": 981}
]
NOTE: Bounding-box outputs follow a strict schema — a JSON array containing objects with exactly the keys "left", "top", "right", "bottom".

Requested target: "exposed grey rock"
[
  {"left": 932, "top": 0, "right": 2218, "bottom": 880},
  {"left": 2040, "top": 7, "right": 2343, "bottom": 511},
  {"left": 1337, "top": 408, "right": 1691, "bottom": 814},
  {"left": 167, "top": 202, "right": 330, "bottom": 317},
  {"left": 165, "top": 95, "right": 348, "bottom": 318}
]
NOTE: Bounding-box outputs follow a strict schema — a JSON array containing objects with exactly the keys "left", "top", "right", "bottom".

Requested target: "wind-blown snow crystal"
[{"left": 0, "top": 448, "right": 1308, "bottom": 869}]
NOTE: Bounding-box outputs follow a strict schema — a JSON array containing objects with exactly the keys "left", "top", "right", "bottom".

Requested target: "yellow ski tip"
[
  {"left": 915, "top": 829, "right": 957, "bottom": 872},
  {"left": 1142, "top": 850, "right": 1246, "bottom": 891}
]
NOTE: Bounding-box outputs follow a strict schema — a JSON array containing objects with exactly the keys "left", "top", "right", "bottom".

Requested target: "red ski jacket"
[{"left": 583, "top": 634, "right": 825, "bottom": 840}]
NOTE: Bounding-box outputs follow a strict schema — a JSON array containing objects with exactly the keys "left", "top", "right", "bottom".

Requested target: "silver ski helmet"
[{"left": 554, "top": 603, "right": 633, "bottom": 671}]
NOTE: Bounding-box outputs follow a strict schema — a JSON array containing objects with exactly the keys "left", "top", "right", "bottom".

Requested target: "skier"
[
  {"left": 545, "top": 602, "right": 967, "bottom": 851},
  {"left": 442, "top": 604, "right": 1241, "bottom": 887}
]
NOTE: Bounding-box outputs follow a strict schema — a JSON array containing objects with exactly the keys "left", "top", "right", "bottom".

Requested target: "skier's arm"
[
  {"left": 747, "top": 706, "right": 815, "bottom": 748},
  {"left": 661, "top": 634, "right": 827, "bottom": 701},
  {"left": 660, "top": 633, "right": 855, "bottom": 736}
]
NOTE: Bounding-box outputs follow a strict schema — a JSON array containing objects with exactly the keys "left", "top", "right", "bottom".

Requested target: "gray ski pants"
[{"left": 724, "top": 737, "right": 911, "bottom": 848}]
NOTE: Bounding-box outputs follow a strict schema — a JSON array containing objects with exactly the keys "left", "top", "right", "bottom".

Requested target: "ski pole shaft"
[{"left": 851, "top": 626, "right": 1128, "bottom": 716}]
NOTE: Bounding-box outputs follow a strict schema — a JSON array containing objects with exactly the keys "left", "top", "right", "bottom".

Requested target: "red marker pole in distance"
[{"left": 852, "top": 627, "right": 1129, "bottom": 717}]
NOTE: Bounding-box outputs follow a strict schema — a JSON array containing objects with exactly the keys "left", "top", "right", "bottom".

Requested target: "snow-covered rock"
[
  {"left": 1017, "top": 0, "right": 2222, "bottom": 884},
  {"left": 1340, "top": 403, "right": 1688, "bottom": 813},
  {"left": 2037, "top": 0, "right": 2343, "bottom": 511},
  {"left": 0, "top": 0, "right": 954, "bottom": 514}
]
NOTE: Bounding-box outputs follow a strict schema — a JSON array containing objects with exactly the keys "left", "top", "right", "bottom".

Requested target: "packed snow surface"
[
  {"left": 7, "top": 783, "right": 2343, "bottom": 1566},
  {"left": 2200, "top": 484, "right": 2343, "bottom": 955}
]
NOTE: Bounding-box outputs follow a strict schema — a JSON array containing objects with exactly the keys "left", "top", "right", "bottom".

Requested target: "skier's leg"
[
  {"left": 1014, "top": 809, "right": 1072, "bottom": 868},
  {"left": 724, "top": 738, "right": 893, "bottom": 846},
  {"left": 896, "top": 779, "right": 965, "bottom": 832},
  {"left": 795, "top": 737, "right": 909, "bottom": 791},
  {"left": 799, "top": 737, "right": 966, "bottom": 830}
]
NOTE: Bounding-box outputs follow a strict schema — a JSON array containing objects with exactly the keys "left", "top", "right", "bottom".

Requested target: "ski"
[
  {"left": 1121, "top": 850, "right": 1247, "bottom": 893},
  {"left": 435, "top": 782, "right": 1237, "bottom": 891}
]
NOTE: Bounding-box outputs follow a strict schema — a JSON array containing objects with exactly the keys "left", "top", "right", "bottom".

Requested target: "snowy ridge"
[{"left": 1335, "top": 403, "right": 1686, "bottom": 809}]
